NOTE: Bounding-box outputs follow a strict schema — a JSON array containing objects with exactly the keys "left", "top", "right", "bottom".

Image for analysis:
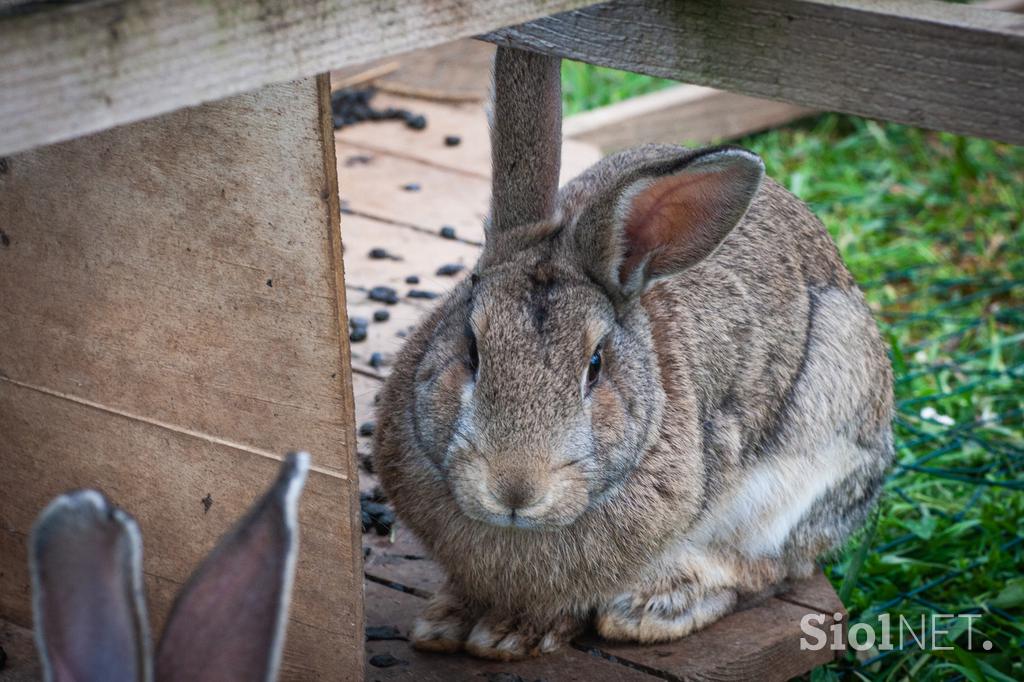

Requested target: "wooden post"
[{"left": 0, "top": 75, "right": 364, "bottom": 679}]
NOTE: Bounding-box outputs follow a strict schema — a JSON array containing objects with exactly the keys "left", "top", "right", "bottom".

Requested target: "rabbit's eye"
[
  {"left": 468, "top": 333, "right": 480, "bottom": 374},
  {"left": 587, "top": 347, "right": 602, "bottom": 386}
]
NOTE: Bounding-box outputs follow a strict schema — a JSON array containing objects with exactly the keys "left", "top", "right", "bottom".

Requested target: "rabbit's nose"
[{"left": 490, "top": 475, "right": 546, "bottom": 513}]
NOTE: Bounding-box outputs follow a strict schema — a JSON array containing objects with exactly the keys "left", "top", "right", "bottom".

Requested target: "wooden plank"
[
  {"left": 331, "top": 39, "right": 497, "bottom": 103},
  {"left": 0, "top": 618, "right": 41, "bottom": 681},
  {"left": 583, "top": 586, "right": 841, "bottom": 682},
  {"left": 0, "top": 76, "right": 363, "bottom": 680},
  {"left": 339, "top": 149, "right": 491, "bottom": 245},
  {"left": 485, "top": 0, "right": 1024, "bottom": 144},
  {"left": 362, "top": 537, "right": 843, "bottom": 680},
  {"left": 364, "top": 582, "right": 657, "bottom": 680},
  {"left": 564, "top": 84, "right": 815, "bottom": 153},
  {"left": 338, "top": 93, "right": 602, "bottom": 180},
  {"left": 0, "top": 0, "right": 594, "bottom": 157}
]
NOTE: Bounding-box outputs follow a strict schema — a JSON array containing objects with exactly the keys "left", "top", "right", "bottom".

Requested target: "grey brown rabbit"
[{"left": 374, "top": 47, "right": 893, "bottom": 660}]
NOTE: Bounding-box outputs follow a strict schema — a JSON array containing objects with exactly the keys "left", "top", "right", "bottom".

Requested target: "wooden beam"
[
  {"left": 485, "top": 0, "right": 1024, "bottom": 144},
  {"left": 564, "top": 84, "right": 815, "bottom": 153},
  {"left": 0, "top": 0, "right": 593, "bottom": 157}
]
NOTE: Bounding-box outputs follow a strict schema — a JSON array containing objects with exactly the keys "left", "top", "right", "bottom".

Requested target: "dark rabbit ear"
[
  {"left": 30, "top": 490, "right": 152, "bottom": 682},
  {"left": 488, "top": 46, "right": 563, "bottom": 234},
  {"left": 579, "top": 146, "right": 764, "bottom": 298},
  {"left": 154, "top": 452, "right": 309, "bottom": 682}
]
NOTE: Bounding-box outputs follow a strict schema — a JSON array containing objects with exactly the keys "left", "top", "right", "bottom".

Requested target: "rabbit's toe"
[
  {"left": 597, "top": 588, "right": 737, "bottom": 643},
  {"left": 464, "top": 612, "right": 577, "bottom": 661},
  {"left": 410, "top": 591, "right": 473, "bottom": 654}
]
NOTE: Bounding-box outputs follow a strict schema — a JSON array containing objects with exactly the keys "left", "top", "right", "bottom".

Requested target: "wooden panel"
[
  {"left": 486, "top": 0, "right": 1024, "bottom": 144},
  {"left": 564, "top": 84, "right": 815, "bottom": 153},
  {"left": 0, "top": 76, "right": 363, "bottom": 680},
  {"left": 0, "top": 0, "right": 594, "bottom": 157},
  {"left": 364, "top": 582, "right": 657, "bottom": 681}
]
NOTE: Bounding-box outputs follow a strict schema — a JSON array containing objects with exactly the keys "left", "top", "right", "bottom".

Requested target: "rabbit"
[
  {"left": 373, "top": 46, "right": 894, "bottom": 661},
  {"left": 28, "top": 451, "right": 309, "bottom": 682}
]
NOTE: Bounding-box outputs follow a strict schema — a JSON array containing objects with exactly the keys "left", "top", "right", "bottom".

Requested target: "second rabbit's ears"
[
  {"left": 488, "top": 47, "right": 563, "bottom": 234},
  {"left": 30, "top": 452, "right": 310, "bottom": 682},
  {"left": 31, "top": 491, "right": 151, "bottom": 682}
]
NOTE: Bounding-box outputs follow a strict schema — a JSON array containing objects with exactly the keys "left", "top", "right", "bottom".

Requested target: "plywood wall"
[{"left": 0, "top": 75, "right": 363, "bottom": 679}]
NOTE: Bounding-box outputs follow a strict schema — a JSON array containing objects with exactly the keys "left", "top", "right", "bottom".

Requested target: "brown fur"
[{"left": 373, "top": 48, "right": 893, "bottom": 660}]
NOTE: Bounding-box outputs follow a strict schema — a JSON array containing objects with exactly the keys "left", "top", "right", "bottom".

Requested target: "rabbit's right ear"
[
  {"left": 30, "top": 490, "right": 152, "bottom": 682},
  {"left": 488, "top": 47, "right": 563, "bottom": 235},
  {"left": 154, "top": 452, "right": 309, "bottom": 682}
]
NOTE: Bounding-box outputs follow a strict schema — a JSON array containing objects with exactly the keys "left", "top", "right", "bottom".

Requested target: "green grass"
[{"left": 563, "top": 64, "right": 1024, "bottom": 681}]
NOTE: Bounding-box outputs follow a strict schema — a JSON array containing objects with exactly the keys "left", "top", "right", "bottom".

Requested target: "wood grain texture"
[
  {"left": 564, "top": 84, "right": 815, "bottom": 153},
  {"left": 0, "top": 0, "right": 594, "bottom": 156},
  {"left": 0, "top": 76, "right": 363, "bottom": 680},
  {"left": 362, "top": 534, "right": 845, "bottom": 680},
  {"left": 337, "top": 93, "right": 602, "bottom": 181},
  {"left": 364, "top": 582, "right": 657, "bottom": 681},
  {"left": 485, "top": 0, "right": 1024, "bottom": 144}
]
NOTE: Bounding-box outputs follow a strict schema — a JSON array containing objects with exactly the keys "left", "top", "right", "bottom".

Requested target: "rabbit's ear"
[
  {"left": 488, "top": 47, "right": 562, "bottom": 234},
  {"left": 582, "top": 146, "right": 764, "bottom": 298},
  {"left": 30, "top": 490, "right": 152, "bottom": 682},
  {"left": 154, "top": 452, "right": 309, "bottom": 682}
]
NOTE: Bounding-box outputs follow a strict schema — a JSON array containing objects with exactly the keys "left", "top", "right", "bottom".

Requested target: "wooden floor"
[{"left": 339, "top": 93, "right": 845, "bottom": 681}]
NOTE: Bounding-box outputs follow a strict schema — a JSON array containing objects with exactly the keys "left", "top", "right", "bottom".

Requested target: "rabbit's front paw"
[
  {"left": 596, "top": 586, "right": 737, "bottom": 643},
  {"left": 411, "top": 590, "right": 475, "bottom": 654},
  {"left": 464, "top": 611, "right": 579, "bottom": 661}
]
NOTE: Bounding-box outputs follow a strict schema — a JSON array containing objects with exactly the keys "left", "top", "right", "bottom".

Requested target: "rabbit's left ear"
[
  {"left": 579, "top": 147, "right": 764, "bottom": 298},
  {"left": 30, "top": 490, "right": 152, "bottom": 682},
  {"left": 154, "top": 452, "right": 309, "bottom": 682}
]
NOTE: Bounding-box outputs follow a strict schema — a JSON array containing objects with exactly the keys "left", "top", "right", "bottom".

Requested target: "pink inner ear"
[{"left": 620, "top": 170, "right": 723, "bottom": 282}]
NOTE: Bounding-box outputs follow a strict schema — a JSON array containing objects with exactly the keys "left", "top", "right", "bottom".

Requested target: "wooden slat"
[
  {"left": 364, "top": 582, "right": 658, "bottom": 680},
  {"left": 338, "top": 93, "right": 602, "bottom": 181},
  {"left": 583, "top": 588, "right": 841, "bottom": 682},
  {"left": 564, "top": 84, "right": 815, "bottom": 153},
  {"left": 485, "top": 0, "right": 1024, "bottom": 144},
  {"left": 362, "top": 529, "right": 844, "bottom": 680},
  {"left": 0, "top": 76, "right": 363, "bottom": 679},
  {"left": 0, "top": 0, "right": 596, "bottom": 157}
]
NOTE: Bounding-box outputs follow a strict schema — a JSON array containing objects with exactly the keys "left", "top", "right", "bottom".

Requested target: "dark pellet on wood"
[
  {"left": 401, "top": 182, "right": 421, "bottom": 192},
  {"left": 405, "top": 274, "right": 420, "bottom": 284},
  {"left": 368, "top": 247, "right": 390, "bottom": 260},
  {"left": 266, "top": 278, "right": 273, "bottom": 287},
  {"left": 366, "top": 625, "right": 406, "bottom": 642},
  {"left": 359, "top": 421, "right": 376, "bottom": 437},
  {"left": 439, "top": 225, "right": 457, "bottom": 239},
  {"left": 369, "top": 286, "right": 399, "bottom": 304},
  {"left": 444, "top": 135, "right": 462, "bottom": 147},
  {"left": 0, "top": 231, "right": 9, "bottom": 247},
  {"left": 405, "top": 114, "right": 427, "bottom": 130},
  {"left": 349, "top": 316, "right": 370, "bottom": 329},
  {"left": 344, "top": 154, "right": 373, "bottom": 166},
  {"left": 373, "top": 309, "right": 390, "bottom": 322},
  {"left": 408, "top": 289, "right": 439, "bottom": 300},
  {"left": 436, "top": 263, "right": 464, "bottom": 276},
  {"left": 369, "top": 352, "right": 385, "bottom": 368},
  {"left": 350, "top": 327, "right": 367, "bottom": 342},
  {"left": 201, "top": 494, "right": 213, "bottom": 514},
  {"left": 368, "top": 654, "right": 406, "bottom": 668}
]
